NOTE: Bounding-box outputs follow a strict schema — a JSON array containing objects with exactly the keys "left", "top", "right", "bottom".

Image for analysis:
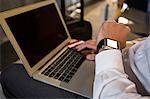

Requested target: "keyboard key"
[
  {"left": 49, "top": 72, "right": 55, "bottom": 77},
  {"left": 66, "top": 75, "right": 72, "bottom": 80},
  {"left": 48, "top": 69, "right": 53, "bottom": 73},
  {"left": 54, "top": 73, "right": 61, "bottom": 79},
  {"left": 69, "top": 72, "right": 75, "bottom": 76},
  {"left": 71, "top": 68, "right": 77, "bottom": 73},
  {"left": 41, "top": 71, "right": 45, "bottom": 74},
  {"left": 44, "top": 71, "right": 50, "bottom": 76},
  {"left": 74, "top": 65, "right": 80, "bottom": 69},
  {"left": 58, "top": 76, "right": 65, "bottom": 81},
  {"left": 62, "top": 73, "right": 67, "bottom": 77},
  {"left": 64, "top": 70, "right": 70, "bottom": 74},
  {"left": 64, "top": 79, "right": 70, "bottom": 83}
]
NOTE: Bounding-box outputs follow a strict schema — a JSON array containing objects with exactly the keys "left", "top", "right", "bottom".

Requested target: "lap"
[{"left": 1, "top": 64, "right": 87, "bottom": 99}]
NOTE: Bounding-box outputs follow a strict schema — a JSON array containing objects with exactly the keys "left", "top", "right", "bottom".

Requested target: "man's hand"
[
  {"left": 76, "top": 40, "right": 96, "bottom": 61},
  {"left": 76, "top": 20, "right": 131, "bottom": 60},
  {"left": 76, "top": 40, "right": 96, "bottom": 51},
  {"left": 97, "top": 20, "right": 131, "bottom": 49}
]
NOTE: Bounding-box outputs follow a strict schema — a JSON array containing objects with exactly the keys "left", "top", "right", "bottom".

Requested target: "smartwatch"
[{"left": 96, "top": 38, "right": 121, "bottom": 53}]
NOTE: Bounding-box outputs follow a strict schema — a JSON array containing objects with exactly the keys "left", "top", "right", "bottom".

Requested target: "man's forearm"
[{"left": 93, "top": 50, "right": 149, "bottom": 99}]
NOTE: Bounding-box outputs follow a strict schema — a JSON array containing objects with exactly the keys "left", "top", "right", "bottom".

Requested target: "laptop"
[{"left": 0, "top": 0, "right": 95, "bottom": 98}]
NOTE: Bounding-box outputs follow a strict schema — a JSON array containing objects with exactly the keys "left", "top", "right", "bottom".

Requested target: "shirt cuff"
[{"left": 95, "top": 49, "right": 124, "bottom": 75}]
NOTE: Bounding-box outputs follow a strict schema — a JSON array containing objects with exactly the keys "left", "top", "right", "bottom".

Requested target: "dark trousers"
[{"left": 0, "top": 64, "right": 88, "bottom": 99}]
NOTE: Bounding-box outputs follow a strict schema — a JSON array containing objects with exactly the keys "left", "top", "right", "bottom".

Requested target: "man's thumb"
[{"left": 86, "top": 54, "right": 96, "bottom": 61}]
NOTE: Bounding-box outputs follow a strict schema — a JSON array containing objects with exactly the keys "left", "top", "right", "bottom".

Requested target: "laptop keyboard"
[{"left": 41, "top": 48, "right": 85, "bottom": 83}]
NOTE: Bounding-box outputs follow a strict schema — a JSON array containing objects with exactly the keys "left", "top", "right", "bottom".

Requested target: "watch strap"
[{"left": 96, "top": 39, "right": 105, "bottom": 53}]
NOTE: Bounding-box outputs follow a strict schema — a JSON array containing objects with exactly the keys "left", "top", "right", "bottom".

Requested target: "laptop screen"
[{"left": 5, "top": 3, "right": 68, "bottom": 67}]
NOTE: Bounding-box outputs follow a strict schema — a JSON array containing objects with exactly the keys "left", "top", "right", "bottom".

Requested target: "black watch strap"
[{"left": 96, "top": 39, "right": 105, "bottom": 53}]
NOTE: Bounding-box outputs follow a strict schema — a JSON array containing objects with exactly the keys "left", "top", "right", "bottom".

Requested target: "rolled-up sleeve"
[{"left": 93, "top": 49, "right": 149, "bottom": 99}]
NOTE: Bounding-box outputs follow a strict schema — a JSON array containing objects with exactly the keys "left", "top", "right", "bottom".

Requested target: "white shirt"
[{"left": 93, "top": 36, "right": 150, "bottom": 99}]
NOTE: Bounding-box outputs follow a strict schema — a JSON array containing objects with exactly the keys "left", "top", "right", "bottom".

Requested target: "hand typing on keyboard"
[
  {"left": 75, "top": 20, "right": 130, "bottom": 61},
  {"left": 75, "top": 40, "right": 97, "bottom": 61}
]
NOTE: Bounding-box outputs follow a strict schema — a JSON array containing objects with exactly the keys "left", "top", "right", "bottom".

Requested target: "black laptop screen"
[{"left": 5, "top": 3, "right": 68, "bottom": 67}]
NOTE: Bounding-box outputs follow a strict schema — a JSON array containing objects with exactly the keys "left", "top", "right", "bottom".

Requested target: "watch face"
[{"left": 107, "top": 39, "right": 118, "bottom": 49}]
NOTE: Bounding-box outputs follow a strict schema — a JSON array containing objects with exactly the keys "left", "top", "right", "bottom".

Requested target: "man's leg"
[{"left": 1, "top": 64, "right": 88, "bottom": 99}]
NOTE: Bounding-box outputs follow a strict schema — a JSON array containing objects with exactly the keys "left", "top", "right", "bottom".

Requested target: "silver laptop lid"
[{"left": 0, "top": 0, "right": 71, "bottom": 76}]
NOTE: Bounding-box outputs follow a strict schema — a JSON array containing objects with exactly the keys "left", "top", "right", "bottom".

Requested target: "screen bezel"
[{"left": 0, "top": 0, "right": 71, "bottom": 76}]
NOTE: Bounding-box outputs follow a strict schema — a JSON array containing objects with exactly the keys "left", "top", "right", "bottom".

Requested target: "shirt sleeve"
[{"left": 93, "top": 49, "right": 150, "bottom": 99}]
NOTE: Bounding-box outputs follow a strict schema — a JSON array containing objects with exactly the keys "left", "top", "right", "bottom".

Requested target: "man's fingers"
[
  {"left": 76, "top": 43, "right": 87, "bottom": 51},
  {"left": 86, "top": 44, "right": 97, "bottom": 50},
  {"left": 76, "top": 40, "right": 97, "bottom": 51},
  {"left": 86, "top": 54, "right": 96, "bottom": 61}
]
